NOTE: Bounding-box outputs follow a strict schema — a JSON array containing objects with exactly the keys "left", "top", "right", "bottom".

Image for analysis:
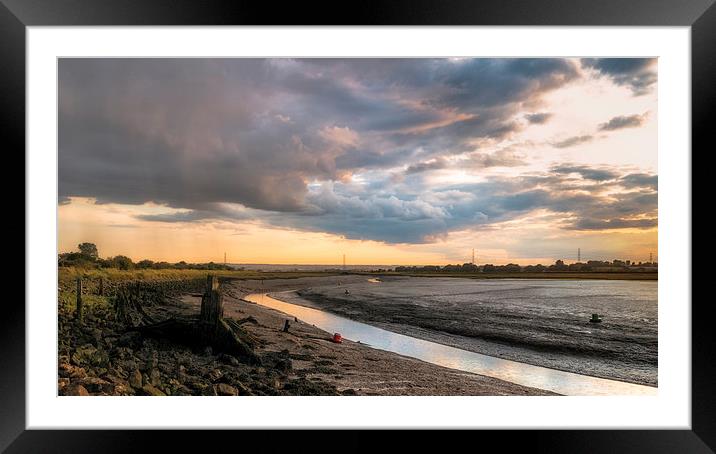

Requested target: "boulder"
[
  {"left": 59, "top": 363, "right": 87, "bottom": 379},
  {"left": 80, "top": 377, "right": 112, "bottom": 393},
  {"left": 141, "top": 384, "right": 166, "bottom": 396},
  {"left": 149, "top": 368, "right": 161, "bottom": 387},
  {"left": 218, "top": 353, "right": 239, "bottom": 366},
  {"left": 214, "top": 383, "right": 238, "bottom": 396},
  {"left": 58, "top": 378, "right": 70, "bottom": 391},
  {"left": 208, "top": 369, "right": 223, "bottom": 382},
  {"left": 64, "top": 384, "right": 89, "bottom": 396},
  {"left": 129, "top": 369, "right": 143, "bottom": 389}
]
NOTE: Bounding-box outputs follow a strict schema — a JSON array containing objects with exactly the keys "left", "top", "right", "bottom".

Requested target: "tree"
[
  {"left": 77, "top": 242, "right": 98, "bottom": 260},
  {"left": 108, "top": 255, "right": 134, "bottom": 270}
]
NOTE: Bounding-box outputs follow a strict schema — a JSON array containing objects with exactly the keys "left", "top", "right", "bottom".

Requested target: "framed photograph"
[{"left": 8, "top": 0, "right": 709, "bottom": 450}]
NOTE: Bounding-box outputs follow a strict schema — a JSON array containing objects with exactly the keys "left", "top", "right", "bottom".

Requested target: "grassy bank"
[{"left": 59, "top": 266, "right": 339, "bottom": 285}]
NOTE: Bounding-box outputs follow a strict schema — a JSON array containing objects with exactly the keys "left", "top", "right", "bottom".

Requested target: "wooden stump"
[
  {"left": 75, "top": 277, "right": 83, "bottom": 324},
  {"left": 200, "top": 275, "right": 223, "bottom": 328},
  {"left": 129, "top": 273, "right": 261, "bottom": 364}
]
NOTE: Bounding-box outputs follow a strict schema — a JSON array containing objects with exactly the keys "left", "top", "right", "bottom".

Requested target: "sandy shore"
[{"left": 214, "top": 277, "right": 556, "bottom": 396}]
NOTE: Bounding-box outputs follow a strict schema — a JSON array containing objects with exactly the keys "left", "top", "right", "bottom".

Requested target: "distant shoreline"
[{"left": 380, "top": 271, "right": 657, "bottom": 281}]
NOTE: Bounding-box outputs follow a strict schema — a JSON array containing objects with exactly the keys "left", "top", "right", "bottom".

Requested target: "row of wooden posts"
[
  {"left": 74, "top": 275, "right": 222, "bottom": 328},
  {"left": 74, "top": 277, "right": 104, "bottom": 325}
]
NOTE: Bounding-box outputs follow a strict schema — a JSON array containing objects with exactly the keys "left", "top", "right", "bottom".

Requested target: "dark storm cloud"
[
  {"left": 598, "top": 113, "right": 648, "bottom": 131},
  {"left": 551, "top": 135, "right": 594, "bottom": 149},
  {"left": 60, "top": 58, "right": 578, "bottom": 209},
  {"left": 525, "top": 112, "right": 553, "bottom": 124},
  {"left": 581, "top": 58, "right": 657, "bottom": 95},
  {"left": 59, "top": 58, "right": 655, "bottom": 243}
]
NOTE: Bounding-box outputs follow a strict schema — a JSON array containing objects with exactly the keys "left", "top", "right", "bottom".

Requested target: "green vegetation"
[
  {"left": 383, "top": 271, "right": 657, "bottom": 281},
  {"left": 394, "top": 258, "right": 657, "bottom": 278},
  {"left": 58, "top": 243, "right": 237, "bottom": 271}
]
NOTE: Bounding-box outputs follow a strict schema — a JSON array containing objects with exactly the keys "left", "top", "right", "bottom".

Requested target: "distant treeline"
[
  {"left": 58, "top": 242, "right": 234, "bottom": 271},
  {"left": 394, "top": 259, "right": 658, "bottom": 273}
]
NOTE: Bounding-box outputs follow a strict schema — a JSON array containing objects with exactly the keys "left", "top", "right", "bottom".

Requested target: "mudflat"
[
  {"left": 217, "top": 278, "right": 556, "bottom": 396},
  {"left": 276, "top": 276, "right": 658, "bottom": 386}
]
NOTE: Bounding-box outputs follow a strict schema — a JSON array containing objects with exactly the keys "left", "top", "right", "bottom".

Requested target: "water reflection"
[{"left": 243, "top": 292, "right": 657, "bottom": 396}]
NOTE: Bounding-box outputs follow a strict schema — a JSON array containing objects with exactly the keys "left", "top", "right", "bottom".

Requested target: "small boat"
[{"left": 589, "top": 313, "right": 602, "bottom": 323}]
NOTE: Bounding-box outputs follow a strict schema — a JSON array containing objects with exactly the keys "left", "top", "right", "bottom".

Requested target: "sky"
[{"left": 58, "top": 58, "right": 658, "bottom": 265}]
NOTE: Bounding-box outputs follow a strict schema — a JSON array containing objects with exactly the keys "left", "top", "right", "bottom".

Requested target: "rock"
[
  {"left": 119, "top": 358, "right": 138, "bottom": 371},
  {"left": 208, "top": 369, "right": 223, "bottom": 382},
  {"left": 118, "top": 331, "right": 141, "bottom": 348},
  {"left": 59, "top": 363, "right": 87, "bottom": 379},
  {"left": 214, "top": 383, "right": 239, "bottom": 396},
  {"left": 176, "top": 364, "right": 187, "bottom": 384},
  {"left": 72, "top": 344, "right": 109, "bottom": 368},
  {"left": 113, "top": 383, "right": 133, "bottom": 395},
  {"left": 129, "top": 369, "right": 143, "bottom": 389},
  {"left": 235, "top": 382, "right": 253, "bottom": 396},
  {"left": 141, "top": 384, "right": 166, "bottom": 396},
  {"left": 149, "top": 368, "right": 161, "bottom": 387},
  {"left": 103, "top": 336, "right": 118, "bottom": 348},
  {"left": 201, "top": 384, "right": 218, "bottom": 396},
  {"left": 80, "top": 377, "right": 112, "bottom": 393},
  {"left": 189, "top": 380, "right": 212, "bottom": 395},
  {"left": 58, "top": 378, "right": 70, "bottom": 391},
  {"left": 176, "top": 364, "right": 186, "bottom": 383},
  {"left": 144, "top": 350, "right": 158, "bottom": 371},
  {"left": 168, "top": 379, "right": 192, "bottom": 396},
  {"left": 218, "top": 354, "right": 239, "bottom": 366},
  {"left": 65, "top": 384, "right": 89, "bottom": 396}
]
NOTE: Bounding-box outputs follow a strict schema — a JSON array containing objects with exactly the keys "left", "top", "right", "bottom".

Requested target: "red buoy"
[{"left": 332, "top": 333, "right": 343, "bottom": 343}]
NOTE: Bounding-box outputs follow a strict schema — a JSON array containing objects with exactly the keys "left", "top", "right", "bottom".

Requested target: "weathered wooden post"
[
  {"left": 75, "top": 277, "right": 83, "bottom": 324},
  {"left": 98, "top": 277, "right": 104, "bottom": 296},
  {"left": 200, "top": 275, "right": 223, "bottom": 329}
]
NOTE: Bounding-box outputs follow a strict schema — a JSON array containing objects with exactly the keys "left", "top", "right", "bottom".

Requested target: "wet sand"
[{"left": 218, "top": 278, "right": 556, "bottom": 396}]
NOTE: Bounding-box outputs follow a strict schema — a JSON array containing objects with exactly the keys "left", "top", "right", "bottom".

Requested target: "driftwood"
[
  {"left": 135, "top": 316, "right": 259, "bottom": 364},
  {"left": 120, "top": 274, "right": 260, "bottom": 365},
  {"left": 114, "top": 287, "right": 156, "bottom": 327}
]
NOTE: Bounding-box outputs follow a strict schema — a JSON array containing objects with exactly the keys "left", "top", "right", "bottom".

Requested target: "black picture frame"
[{"left": 4, "top": 0, "right": 709, "bottom": 451}]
